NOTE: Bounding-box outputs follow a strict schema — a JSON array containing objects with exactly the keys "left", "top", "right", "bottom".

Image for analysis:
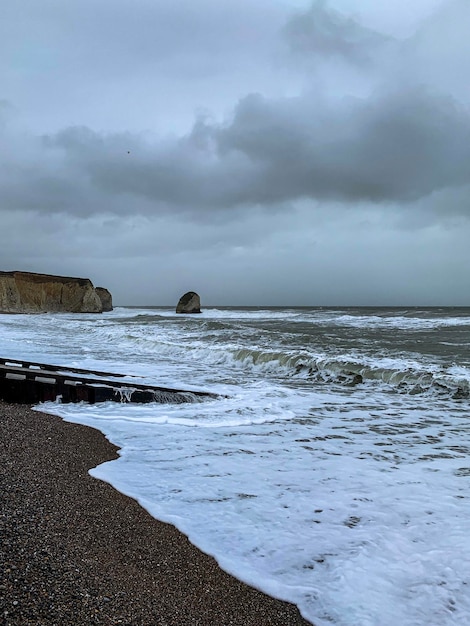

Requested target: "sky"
[{"left": 1, "top": 0, "right": 469, "bottom": 306}]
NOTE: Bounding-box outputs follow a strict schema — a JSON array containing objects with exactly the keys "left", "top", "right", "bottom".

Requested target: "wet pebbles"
[{"left": 0, "top": 402, "right": 311, "bottom": 625}]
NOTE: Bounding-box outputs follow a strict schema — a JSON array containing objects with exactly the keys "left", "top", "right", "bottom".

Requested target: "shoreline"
[{"left": 0, "top": 401, "right": 311, "bottom": 625}]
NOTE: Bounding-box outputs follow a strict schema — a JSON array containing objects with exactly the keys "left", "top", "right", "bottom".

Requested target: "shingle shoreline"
[{"left": 0, "top": 401, "right": 312, "bottom": 625}]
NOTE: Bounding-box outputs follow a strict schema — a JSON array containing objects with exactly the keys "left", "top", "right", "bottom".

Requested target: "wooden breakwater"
[{"left": 0, "top": 357, "right": 218, "bottom": 405}]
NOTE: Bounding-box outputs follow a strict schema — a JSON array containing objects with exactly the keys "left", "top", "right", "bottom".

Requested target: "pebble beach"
[{"left": 0, "top": 401, "right": 310, "bottom": 626}]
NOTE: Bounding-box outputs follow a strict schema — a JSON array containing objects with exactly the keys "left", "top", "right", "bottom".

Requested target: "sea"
[{"left": 1, "top": 306, "right": 470, "bottom": 626}]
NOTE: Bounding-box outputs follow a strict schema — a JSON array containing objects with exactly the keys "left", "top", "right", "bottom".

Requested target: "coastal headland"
[
  {"left": 0, "top": 401, "right": 311, "bottom": 625},
  {"left": 0, "top": 271, "right": 112, "bottom": 313}
]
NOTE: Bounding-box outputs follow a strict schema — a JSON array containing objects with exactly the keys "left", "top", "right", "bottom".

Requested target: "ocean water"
[{"left": 1, "top": 306, "right": 470, "bottom": 625}]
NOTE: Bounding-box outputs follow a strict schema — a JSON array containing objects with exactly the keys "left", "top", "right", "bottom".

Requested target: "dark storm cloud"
[
  {"left": 2, "top": 0, "right": 470, "bottom": 219},
  {"left": 2, "top": 84, "right": 470, "bottom": 216},
  {"left": 217, "top": 87, "right": 470, "bottom": 204}
]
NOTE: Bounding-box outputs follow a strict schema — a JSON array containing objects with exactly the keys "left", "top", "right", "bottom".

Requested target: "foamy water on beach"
[{"left": 2, "top": 306, "right": 470, "bottom": 625}]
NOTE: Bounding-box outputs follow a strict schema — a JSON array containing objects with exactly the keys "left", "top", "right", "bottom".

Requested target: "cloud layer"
[
  {"left": 3, "top": 85, "right": 470, "bottom": 218},
  {"left": 1, "top": 0, "right": 469, "bottom": 304}
]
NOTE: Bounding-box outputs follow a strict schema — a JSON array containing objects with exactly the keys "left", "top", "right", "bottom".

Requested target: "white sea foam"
[
  {"left": 41, "top": 388, "right": 470, "bottom": 626},
  {"left": 2, "top": 306, "right": 470, "bottom": 625}
]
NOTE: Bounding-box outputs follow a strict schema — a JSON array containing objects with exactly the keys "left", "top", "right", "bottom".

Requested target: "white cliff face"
[{"left": 0, "top": 271, "right": 106, "bottom": 313}]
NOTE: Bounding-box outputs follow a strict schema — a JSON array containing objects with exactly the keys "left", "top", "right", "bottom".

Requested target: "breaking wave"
[{"left": 229, "top": 347, "right": 470, "bottom": 399}]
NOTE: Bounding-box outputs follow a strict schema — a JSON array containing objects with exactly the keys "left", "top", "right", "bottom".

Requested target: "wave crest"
[{"left": 231, "top": 347, "right": 470, "bottom": 399}]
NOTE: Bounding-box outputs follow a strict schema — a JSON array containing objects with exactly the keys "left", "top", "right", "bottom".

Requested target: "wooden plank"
[{"left": 0, "top": 357, "right": 131, "bottom": 378}]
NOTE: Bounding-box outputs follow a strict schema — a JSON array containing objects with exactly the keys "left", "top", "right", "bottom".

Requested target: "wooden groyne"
[{"left": 0, "top": 357, "right": 218, "bottom": 405}]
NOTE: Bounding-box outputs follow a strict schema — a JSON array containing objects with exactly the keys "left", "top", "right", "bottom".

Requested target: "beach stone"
[{"left": 176, "top": 291, "right": 201, "bottom": 314}]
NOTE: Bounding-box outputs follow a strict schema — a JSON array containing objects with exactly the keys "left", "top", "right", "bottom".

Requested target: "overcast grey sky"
[{"left": 1, "top": 0, "right": 469, "bottom": 306}]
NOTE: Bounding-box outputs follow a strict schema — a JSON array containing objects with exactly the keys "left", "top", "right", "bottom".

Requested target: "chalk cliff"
[
  {"left": 96, "top": 287, "right": 113, "bottom": 312},
  {"left": 0, "top": 271, "right": 110, "bottom": 313}
]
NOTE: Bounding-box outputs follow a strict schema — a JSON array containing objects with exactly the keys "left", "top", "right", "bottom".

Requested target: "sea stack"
[
  {"left": 0, "top": 271, "right": 112, "bottom": 313},
  {"left": 176, "top": 291, "right": 201, "bottom": 314},
  {"left": 96, "top": 287, "right": 113, "bottom": 312}
]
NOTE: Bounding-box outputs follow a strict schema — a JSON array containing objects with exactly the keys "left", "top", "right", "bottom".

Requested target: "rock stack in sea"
[
  {"left": 176, "top": 291, "right": 201, "bottom": 314},
  {"left": 0, "top": 271, "right": 113, "bottom": 313},
  {"left": 95, "top": 287, "right": 113, "bottom": 312}
]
